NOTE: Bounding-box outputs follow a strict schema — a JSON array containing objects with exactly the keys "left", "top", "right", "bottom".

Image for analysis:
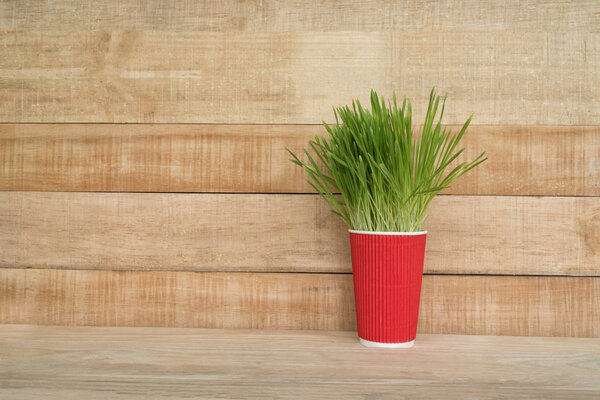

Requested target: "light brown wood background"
[{"left": 0, "top": 0, "right": 598, "bottom": 336}]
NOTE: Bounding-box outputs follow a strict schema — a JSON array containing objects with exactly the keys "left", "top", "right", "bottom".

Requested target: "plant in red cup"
[{"left": 289, "top": 89, "right": 486, "bottom": 348}]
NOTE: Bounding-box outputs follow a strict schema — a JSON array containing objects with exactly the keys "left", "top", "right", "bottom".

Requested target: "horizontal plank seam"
[
  {"left": 1, "top": 266, "right": 598, "bottom": 278},
  {"left": 1, "top": 122, "right": 599, "bottom": 127},
  {"left": 0, "top": 190, "right": 597, "bottom": 198}
]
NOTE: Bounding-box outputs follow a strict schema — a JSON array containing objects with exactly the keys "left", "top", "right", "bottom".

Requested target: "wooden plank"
[
  {"left": 1, "top": 124, "right": 598, "bottom": 195},
  {"left": 1, "top": 269, "right": 598, "bottom": 337},
  {"left": 423, "top": 275, "right": 600, "bottom": 337},
  {"left": 1, "top": 192, "right": 599, "bottom": 276},
  {"left": 1, "top": 328, "right": 599, "bottom": 400},
  {"left": 0, "top": 123, "right": 312, "bottom": 193},
  {"left": 0, "top": 30, "right": 597, "bottom": 124},
  {"left": 2, "top": 0, "right": 598, "bottom": 32},
  {"left": 0, "top": 269, "right": 356, "bottom": 330}
]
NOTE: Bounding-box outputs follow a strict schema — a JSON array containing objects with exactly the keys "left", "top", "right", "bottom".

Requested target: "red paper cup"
[{"left": 349, "top": 230, "right": 427, "bottom": 348}]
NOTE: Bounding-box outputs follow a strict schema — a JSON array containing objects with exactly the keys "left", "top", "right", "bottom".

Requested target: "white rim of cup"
[
  {"left": 359, "top": 338, "right": 415, "bottom": 348},
  {"left": 348, "top": 229, "right": 427, "bottom": 236}
]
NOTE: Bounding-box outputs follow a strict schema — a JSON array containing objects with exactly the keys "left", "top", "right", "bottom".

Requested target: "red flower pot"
[{"left": 349, "top": 230, "right": 427, "bottom": 348}]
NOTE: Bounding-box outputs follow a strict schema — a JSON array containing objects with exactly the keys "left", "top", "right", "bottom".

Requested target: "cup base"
[{"left": 359, "top": 338, "right": 414, "bottom": 348}]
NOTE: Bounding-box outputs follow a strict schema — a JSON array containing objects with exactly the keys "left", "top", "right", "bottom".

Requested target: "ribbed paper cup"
[{"left": 349, "top": 230, "right": 427, "bottom": 348}]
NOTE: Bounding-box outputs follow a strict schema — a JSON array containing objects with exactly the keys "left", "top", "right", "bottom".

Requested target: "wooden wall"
[{"left": 0, "top": 1, "right": 598, "bottom": 337}]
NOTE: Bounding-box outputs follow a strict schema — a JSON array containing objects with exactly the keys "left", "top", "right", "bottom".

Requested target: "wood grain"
[
  {"left": 1, "top": 327, "right": 600, "bottom": 400},
  {"left": 1, "top": 192, "right": 599, "bottom": 276},
  {"left": 0, "top": 269, "right": 355, "bottom": 331},
  {"left": 2, "top": 0, "right": 597, "bottom": 32},
  {"left": 1, "top": 30, "right": 596, "bottom": 124},
  {"left": 1, "top": 270, "right": 599, "bottom": 336},
  {"left": 2, "top": 124, "right": 599, "bottom": 196}
]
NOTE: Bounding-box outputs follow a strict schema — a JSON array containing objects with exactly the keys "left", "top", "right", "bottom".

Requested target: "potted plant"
[{"left": 289, "top": 89, "right": 486, "bottom": 348}]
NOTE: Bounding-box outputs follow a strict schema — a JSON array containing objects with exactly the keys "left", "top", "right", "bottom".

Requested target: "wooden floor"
[{"left": 1, "top": 325, "right": 599, "bottom": 399}]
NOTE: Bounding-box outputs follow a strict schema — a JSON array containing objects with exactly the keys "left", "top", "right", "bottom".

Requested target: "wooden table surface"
[{"left": 1, "top": 325, "right": 599, "bottom": 399}]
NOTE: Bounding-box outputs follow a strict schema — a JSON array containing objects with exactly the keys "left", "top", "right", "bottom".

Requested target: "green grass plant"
[{"left": 288, "top": 89, "right": 487, "bottom": 232}]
